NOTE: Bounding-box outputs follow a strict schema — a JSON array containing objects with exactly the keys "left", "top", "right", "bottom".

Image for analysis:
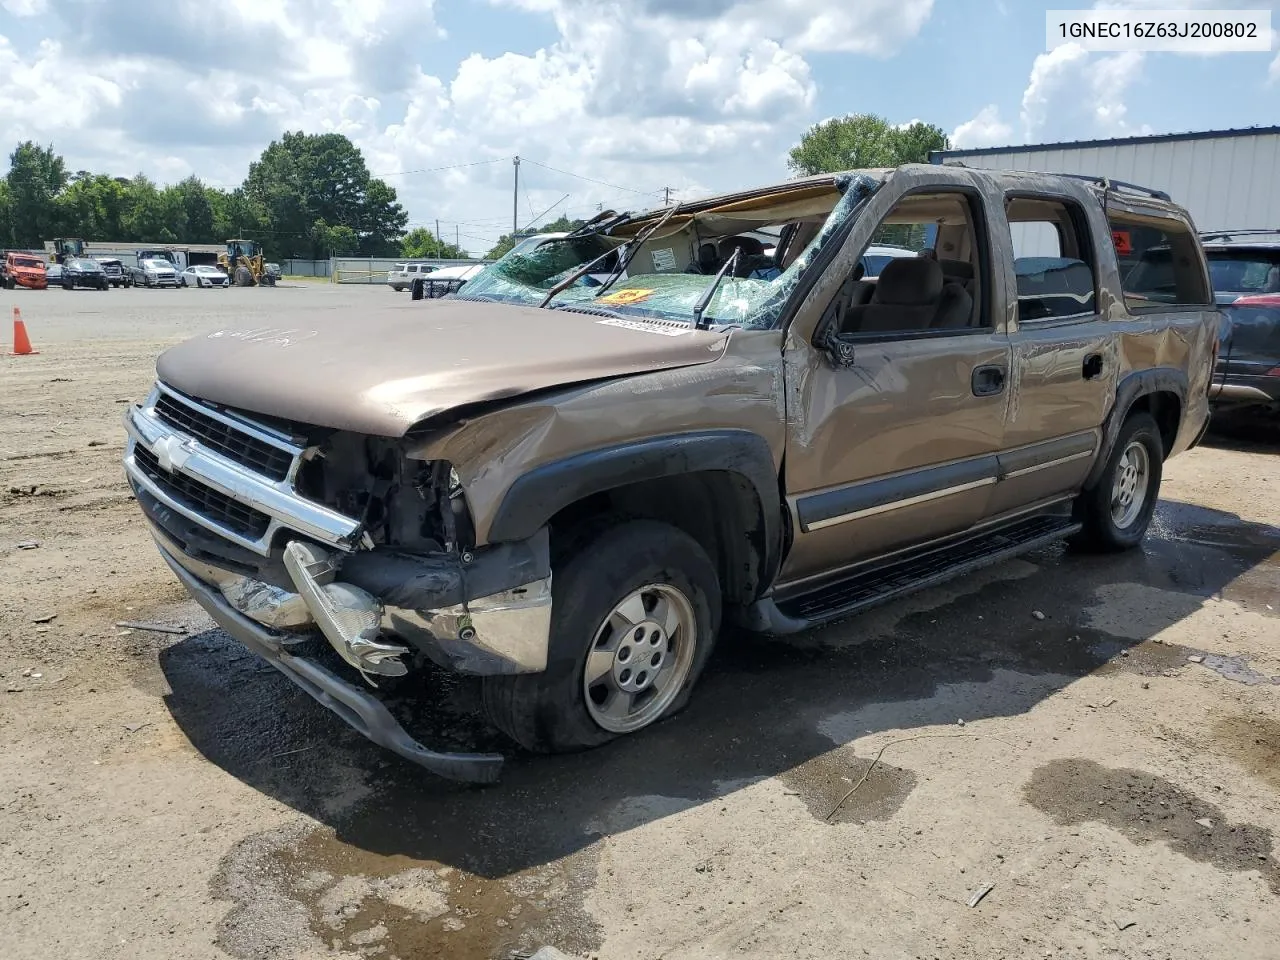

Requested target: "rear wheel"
[
  {"left": 483, "top": 519, "right": 721, "bottom": 752},
  {"left": 1072, "top": 412, "right": 1163, "bottom": 552},
  {"left": 234, "top": 266, "right": 253, "bottom": 287}
]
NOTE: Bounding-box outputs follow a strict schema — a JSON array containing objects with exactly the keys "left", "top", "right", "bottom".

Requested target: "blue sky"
[{"left": 1, "top": 0, "right": 1276, "bottom": 254}]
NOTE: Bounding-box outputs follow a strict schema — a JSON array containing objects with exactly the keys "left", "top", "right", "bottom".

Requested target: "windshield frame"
[{"left": 458, "top": 174, "right": 880, "bottom": 331}]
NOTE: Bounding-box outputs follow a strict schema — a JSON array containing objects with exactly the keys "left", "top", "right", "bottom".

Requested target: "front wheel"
[
  {"left": 1071, "top": 412, "right": 1164, "bottom": 552},
  {"left": 483, "top": 519, "right": 721, "bottom": 752}
]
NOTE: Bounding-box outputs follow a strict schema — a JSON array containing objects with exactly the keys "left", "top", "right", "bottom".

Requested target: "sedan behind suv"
[
  {"left": 1201, "top": 229, "right": 1280, "bottom": 418},
  {"left": 61, "top": 258, "right": 109, "bottom": 290}
]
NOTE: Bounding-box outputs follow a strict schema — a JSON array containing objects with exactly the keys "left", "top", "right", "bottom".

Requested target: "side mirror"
[{"left": 816, "top": 329, "right": 857, "bottom": 369}]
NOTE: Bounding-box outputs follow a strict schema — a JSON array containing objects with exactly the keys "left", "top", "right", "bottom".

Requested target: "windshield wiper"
[
  {"left": 537, "top": 245, "right": 628, "bottom": 309},
  {"left": 592, "top": 202, "right": 682, "bottom": 300},
  {"left": 690, "top": 249, "right": 741, "bottom": 329}
]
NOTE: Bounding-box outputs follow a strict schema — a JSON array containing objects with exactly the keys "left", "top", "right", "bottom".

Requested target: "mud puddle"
[
  {"left": 1024, "top": 758, "right": 1278, "bottom": 893},
  {"left": 215, "top": 822, "right": 601, "bottom": 960},
  {"left": 1213, "top": 715, "right": 1280, "bottom": 793},
  {"left": 779, "top": 748, "right": 916, "bottom": 824},
  {"left": 1191, "top": 653, "right": 1280, "bottom": 686}
]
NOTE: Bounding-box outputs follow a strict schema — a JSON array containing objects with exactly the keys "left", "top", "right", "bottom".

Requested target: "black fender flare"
[
  {"left": 1084, "top": 367, "right": 1188, "bottom": 490},
  {"left": 487, "top": 429, "right": 783, "bottom": 589}
]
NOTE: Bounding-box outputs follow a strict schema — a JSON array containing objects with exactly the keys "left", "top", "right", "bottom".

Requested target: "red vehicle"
[{"left": 2, "top": 252, "right": 49, "bottom": 290}]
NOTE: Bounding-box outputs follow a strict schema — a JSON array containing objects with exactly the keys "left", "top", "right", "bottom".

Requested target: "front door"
[{"left": 779, "top": 176, "right": 1013, "bottom": 589}]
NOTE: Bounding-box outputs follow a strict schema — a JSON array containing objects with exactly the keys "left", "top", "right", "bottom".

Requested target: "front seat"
[
  {"left": 936, "top": 258, "right": 976, "bottom": 327},
  {"left": 718, "top": 236, "right": 766, "bottom": 277},
  {"left": 843, "top": 258, "right": 947, "bottom": 333}
]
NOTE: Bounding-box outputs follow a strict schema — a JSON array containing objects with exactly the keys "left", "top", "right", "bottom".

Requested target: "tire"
[
  {"left": 1071, "top": 412, "right": 1164, "bottom": 552},
  {"left": 483, "top": 519, "right": 721, "bottom": 753},
  {"left": 234, "top": 266, "right": 253, "bottom": 287}
]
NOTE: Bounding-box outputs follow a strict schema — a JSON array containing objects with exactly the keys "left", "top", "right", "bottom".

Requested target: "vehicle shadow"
[
  {"left": 1204, "top": 409, "right": 1280, "bottom": 452},
  {"left": 157, "top": 498, "right": 1279, "bottom": 881}
]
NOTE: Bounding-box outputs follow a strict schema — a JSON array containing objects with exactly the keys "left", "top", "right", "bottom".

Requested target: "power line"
[
  {"left": 520, "top": 157, "right": 661, "bottom": 198},
  {"left": 372, "top": 158, "right": 507, "bottom": 178}
]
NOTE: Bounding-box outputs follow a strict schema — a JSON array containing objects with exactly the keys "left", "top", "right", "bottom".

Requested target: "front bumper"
[
  {"left": 123, "top": 391, "right": 552, "bottom": 780},
  {"left": 11, "top": 274, "right": 47, "bottom": 289},
  {"left": 157, "top": 543, "right": 505, "bottom": 783}
]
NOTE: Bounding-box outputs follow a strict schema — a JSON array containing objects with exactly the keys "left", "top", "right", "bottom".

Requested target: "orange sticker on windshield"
[
  {"left": 1111, "top": 230, "right": 1132, "bottom": 255},
  {"left": 598, "top": 288, "right": 655, "bottom": 305}
]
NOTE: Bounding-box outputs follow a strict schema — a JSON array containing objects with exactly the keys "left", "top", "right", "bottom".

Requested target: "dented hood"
[{"left": 155, "top": 298, "right": 729, "bottom": 436}]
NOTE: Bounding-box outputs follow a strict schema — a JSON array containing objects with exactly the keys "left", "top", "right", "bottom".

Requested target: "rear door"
[{"left": 987, "top": 190, "right": 1114, "bottom": 518}]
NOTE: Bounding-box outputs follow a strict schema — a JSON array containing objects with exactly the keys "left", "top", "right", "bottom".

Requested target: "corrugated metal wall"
[{"left": 934, "top": 131, "right": 1280, "bottom": 232}]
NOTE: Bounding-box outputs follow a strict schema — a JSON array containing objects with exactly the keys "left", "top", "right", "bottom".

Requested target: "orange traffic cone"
[{"left": 12, "top": 306, "right": 38, "bottom": 355}]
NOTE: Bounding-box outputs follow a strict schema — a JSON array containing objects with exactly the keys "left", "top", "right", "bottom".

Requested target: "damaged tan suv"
[{"left": 123, "top": 164, "right": 1218, "bottom": 782}]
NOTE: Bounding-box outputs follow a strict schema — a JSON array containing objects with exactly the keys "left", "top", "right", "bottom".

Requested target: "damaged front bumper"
[
  {"left": 157, "top": 544, "right": 506, "bottom": 783},
  {"left": 123, "top": 395, "right": 553, "bottom": 783}
]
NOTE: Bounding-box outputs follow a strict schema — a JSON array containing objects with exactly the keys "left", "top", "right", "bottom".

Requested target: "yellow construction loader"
[{"left": 218, "top": 239, "right": 277, "bottom": 286}]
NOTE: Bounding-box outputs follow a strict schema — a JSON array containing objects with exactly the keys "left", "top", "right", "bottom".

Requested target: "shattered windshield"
[{"left": 460, "top": 180, "right": 873, "bottom": 330}]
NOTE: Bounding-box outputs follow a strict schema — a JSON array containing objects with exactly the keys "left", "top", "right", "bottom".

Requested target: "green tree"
[
  {"left": 786, "top": 114, "right": 949, "bottom": 176},
  {"left": 310, "top": 218, "right": 358, "bottom": 257},
  {"left": 210, "top": 187, "right": 266, "bottom": 242},
  {"left": 121, "top": 175, "right": 179, "bottom": 243},
  {"left": 174, "top": 176, "right": 215, "bottom": 242},
  {"left": 400, "top": 227, "right": 465, "bottom": 259},
  {"left": 5, "top": 141, "right": 68, "bottom": 246},
  {"left": 55, "top": 174, "right": 129, "bottom": 239},
  {"left": 245, "top": 132, "right": 407, "bottom": 259},
  {"left": 0, "top": 180, "right": 11, "bottom": 246}
]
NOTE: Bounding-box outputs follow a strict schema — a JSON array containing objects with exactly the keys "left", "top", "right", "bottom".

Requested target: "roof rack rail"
[
  {"left": 1054, "top": 173, "right": 1171, "bottom": 202},
  {"left": 1197, "top": 227, "right": 1280, "bottom": 241}
]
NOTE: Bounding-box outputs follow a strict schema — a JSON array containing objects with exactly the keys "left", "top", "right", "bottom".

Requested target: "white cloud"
[
  {"left": 950, "top": 105, "right": 1013, "bottom": 149},
  {"left": 1020, "top": 42, "right": 1152, "bottom": 142},
  {"left": 0, "top": 0, "right": 46, "bottom": 14},
  {"left": 1, "top": 0, "right": 937, "bottom": 253}
]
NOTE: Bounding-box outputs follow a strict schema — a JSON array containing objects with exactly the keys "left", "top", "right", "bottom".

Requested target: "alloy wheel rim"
[
  {"left": 583, "top": 583, "right": 697, "bottom": 734},
  {"left": 1110, "top": 440, "right": 1150, "bottom": 529}
]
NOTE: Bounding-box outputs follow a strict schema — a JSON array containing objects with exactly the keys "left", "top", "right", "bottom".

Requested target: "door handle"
[
  {"left": 1083, "top": 353, "right": 1104, "bottom": 380},
  {"left": 971, "top": 364, "right": 1006, "bottom": 397}
]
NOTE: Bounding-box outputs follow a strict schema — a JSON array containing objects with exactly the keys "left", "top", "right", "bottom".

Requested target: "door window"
[
  {"left": 824, "top": 190, "right": 990, "bottom": 337},
  {"left": 1005, "top": 196, "right": 1097, "bottom": 323}
]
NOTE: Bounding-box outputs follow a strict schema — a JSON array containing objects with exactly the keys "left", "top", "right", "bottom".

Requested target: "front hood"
[{"left": 156, "top": 298, "right": 730, "bottom": 436}]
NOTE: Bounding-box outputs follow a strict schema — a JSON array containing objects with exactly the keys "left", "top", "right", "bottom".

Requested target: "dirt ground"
[{"left": 2, "top": 283, "right": 1278, "bottom": 960}]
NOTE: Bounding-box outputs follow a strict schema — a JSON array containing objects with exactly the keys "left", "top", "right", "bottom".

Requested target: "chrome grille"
[
  {"left": 153, "top": 392, "right": 294, "bottom": 481},
  {"left": 133, "top": 445, "right": 272, "bottom": 540}
]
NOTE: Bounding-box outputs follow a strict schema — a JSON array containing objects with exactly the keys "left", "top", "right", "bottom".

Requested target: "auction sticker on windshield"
[
  {"left": 650, "top": 248, "right": 677, "bottom": 272},
  {"left": 598, "top": 288, "right": 655, "bottom": 305}
]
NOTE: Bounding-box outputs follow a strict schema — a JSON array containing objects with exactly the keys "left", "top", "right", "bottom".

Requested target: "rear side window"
[
  {"left": 1005, "top": 196, "right": 1097, "bottom": 322},
  {"left": 1109, "top": 214, "right": 1212, "bottom": 310}
]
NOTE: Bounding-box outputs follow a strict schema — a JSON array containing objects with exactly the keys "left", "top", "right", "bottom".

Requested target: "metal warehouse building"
[{"left": 931, "top": 126, "right": 1280, "bottom": 233}]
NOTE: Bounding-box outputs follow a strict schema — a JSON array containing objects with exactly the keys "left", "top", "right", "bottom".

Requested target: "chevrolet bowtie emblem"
[{"left": 153, "top": 435, "right": 192, "bottom": 474}]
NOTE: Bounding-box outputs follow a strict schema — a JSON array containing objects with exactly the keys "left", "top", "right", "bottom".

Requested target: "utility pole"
[
  {"left": 663, "top": 186, "right": 673, "bottom": 205},
  {"left": 435, "top": 218, "right": 441, "bottom": 258},
  {"left": 455, "top": 224, "right": 460, "bottom": 254},
  {"left": 512, "top": 155, "right": 521, "bottom": 235}
]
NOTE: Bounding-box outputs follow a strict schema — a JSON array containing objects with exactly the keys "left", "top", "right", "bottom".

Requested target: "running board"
[{"left": 743, "top": 514, "right": 1081, "bottom": 635}]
